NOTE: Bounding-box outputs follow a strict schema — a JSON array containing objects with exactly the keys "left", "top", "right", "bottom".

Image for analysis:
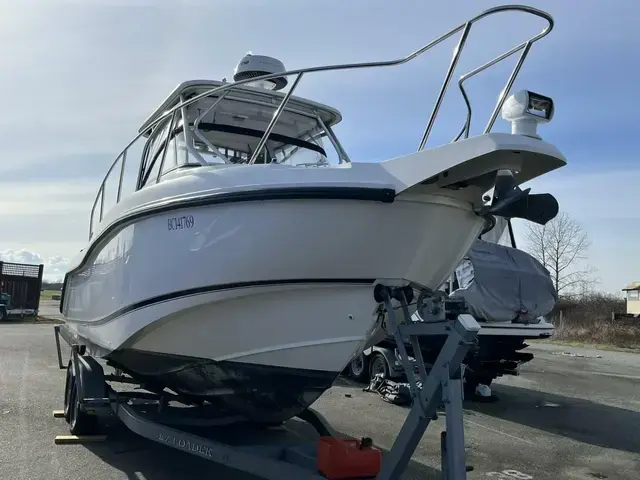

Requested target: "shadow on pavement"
[
  {"left": 467, "top": 384, "right": 640, "bottom": 453},
  {"left": 83, "top": 417, "right": 441, "bottom": 479}
]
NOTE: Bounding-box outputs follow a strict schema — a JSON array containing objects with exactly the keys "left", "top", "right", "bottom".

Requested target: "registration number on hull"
[{"left": 168, "top": 215, "right": 195, "bottom": 231}]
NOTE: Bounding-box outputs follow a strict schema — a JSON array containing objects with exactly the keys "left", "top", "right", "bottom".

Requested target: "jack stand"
[{"left": 373, "top": 284, "right": 479, "bottom": 480}]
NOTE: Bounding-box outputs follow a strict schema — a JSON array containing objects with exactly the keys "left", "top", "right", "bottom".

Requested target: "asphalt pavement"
[
  {"left": 38, "top": 299, "right": 63, "bottom": 319},
  {"left": 0, "top": 324, "right": 638, "bottom": 479}
]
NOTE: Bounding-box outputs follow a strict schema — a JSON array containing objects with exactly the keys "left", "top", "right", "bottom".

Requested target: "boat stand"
[{"left": 53, "top": 284, "right": 479, "bottom": 480}]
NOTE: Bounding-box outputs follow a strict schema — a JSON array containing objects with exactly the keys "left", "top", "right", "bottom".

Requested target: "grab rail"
[{"left": 88, "top": 4, "right": 554, "bottom": 240}]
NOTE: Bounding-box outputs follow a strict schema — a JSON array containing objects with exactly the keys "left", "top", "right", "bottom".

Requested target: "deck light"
[{"left": 502, "top": 90, "right": 554, "bottom": 139}]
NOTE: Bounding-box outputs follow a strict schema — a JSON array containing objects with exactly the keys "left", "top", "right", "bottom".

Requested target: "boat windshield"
[{"left": 138, "top": 104, "right": 341, "bottom": 189}]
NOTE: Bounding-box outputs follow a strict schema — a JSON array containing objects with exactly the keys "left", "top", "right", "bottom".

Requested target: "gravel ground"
[{"left": 0, "top": 324, "right": 638, "bottom": 479}]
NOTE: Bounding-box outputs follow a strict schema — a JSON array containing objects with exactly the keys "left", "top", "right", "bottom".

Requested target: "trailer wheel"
[
  {"left": 347, "top": 353, "right": 370, "bottom": 382},
  {"left": 0, "top": 307, "right": 6, "bottom": 322},
  {"left": 63, "top": 362, "right": 74, "bottom": 422},
  {"left": 369, "top": 353, "right": 389, "bottom": 380},
  {"left": 68, "top": 381, "right": 98, "bottom": 435}
]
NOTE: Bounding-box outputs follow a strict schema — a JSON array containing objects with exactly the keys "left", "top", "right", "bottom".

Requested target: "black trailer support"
[{"left": 53, "top": 285, "right": 480, "bottom": 480}]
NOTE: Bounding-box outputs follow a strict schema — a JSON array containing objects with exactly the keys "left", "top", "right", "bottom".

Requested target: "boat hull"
[
  {"left": 68, "top": 282, "right": 380, "bottom": 423},
  {"left": 62, "top": 189, "right": 483, "bottom": 422},
  {"left": 106, "top": 348, "right": 339, "bottom": 424}
]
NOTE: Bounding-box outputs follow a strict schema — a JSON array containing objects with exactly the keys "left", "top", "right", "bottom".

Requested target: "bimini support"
[{"left": 53, "top": 285, "right": 479, "bottom": 480}]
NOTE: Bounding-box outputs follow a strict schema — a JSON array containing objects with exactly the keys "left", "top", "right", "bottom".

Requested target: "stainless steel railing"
[{"left": 88, "top": 4, "right": 554, "bottom": 240}]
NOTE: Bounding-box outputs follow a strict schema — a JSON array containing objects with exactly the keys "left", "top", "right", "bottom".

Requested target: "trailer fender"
[{"left": 74, "top": 354, "right": 107, "bottom": 401}]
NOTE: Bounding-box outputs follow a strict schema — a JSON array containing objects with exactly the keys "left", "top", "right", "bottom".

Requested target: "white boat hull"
[
  {"left": 62, "top": 188, "right": 482, "bottom": 422},
  {"left": 88, "top": 283, "right": 378, "bottom": 422},
  {"left": 65, "top": 191, "right": 481, "bottom": 326},
  {"left": 61, "top": 132, "right": 567, "bottom": 422},
  {"left": 476, "top": 318, "right": 555, "bottom": 338}
]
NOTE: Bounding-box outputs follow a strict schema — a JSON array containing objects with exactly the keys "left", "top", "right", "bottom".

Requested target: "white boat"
[
  {"left": 454, "top": 214, "right": 558, "bottom": 393},
  {"left": 59, "top": 5, "right": 566, "bottom": 423},
  {"left": 385, "top": 215, "right": 558, "bottom": 395}
]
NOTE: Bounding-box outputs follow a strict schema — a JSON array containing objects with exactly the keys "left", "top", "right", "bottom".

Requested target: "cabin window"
[
  {"left": 183, "top": 120, "right": 340, "bottom": 167},
  {"left": 271, "top": 128, "right": 337, "bottom": 166},
  {"left": 627, "top": 290, "right": 639, "bottom": 301},
  {"left": 138, "top": 98, "right": 348, "bottom": 187},
  {"left": 139, "top": 116, "right": 172, "bottom": 189}
]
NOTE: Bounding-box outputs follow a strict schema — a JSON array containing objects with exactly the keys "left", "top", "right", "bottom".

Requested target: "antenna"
[{"left": 233, "top": 53, "right": 288, "bottom": 91}]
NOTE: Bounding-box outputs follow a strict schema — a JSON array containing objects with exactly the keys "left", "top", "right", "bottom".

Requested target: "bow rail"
[{"left": 89, "top": 4, "right": 554, "bottom": 240}]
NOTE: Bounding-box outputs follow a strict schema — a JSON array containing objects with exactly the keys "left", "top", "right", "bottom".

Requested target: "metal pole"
[
  {"left": 316, "top": 115, "right": 351, "bottom": 163},
  {"left": 418, "top": 23, "right": 472, "bottom": 151},
  {"left": 193, "top": 91, "right": 231, "bottom": 163},
  {"left": 157, "top": 111, "right": 177, "bottom": 183},
  {"left": 116, "top": 151, "right": 127, "bottom": 203},
  {"left": 483, "top": 41, "right": 533, "bottom": 134},
  {"left": 180, "top": 94, "right": 207, "bottom": 165},
  {"left": 99, "top": 185, "right": 105, "bottom": 221},
  {"left": 249, "top": 73, "right": 304, "bottom": 165}
]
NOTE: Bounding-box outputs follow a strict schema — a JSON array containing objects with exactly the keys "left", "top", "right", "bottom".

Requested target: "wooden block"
[
  {"left": 54, "top": 435, "right": 108, "bottom": 445},
  {"left": 52, "top": 410, "right": 65, "bottom": 418}
]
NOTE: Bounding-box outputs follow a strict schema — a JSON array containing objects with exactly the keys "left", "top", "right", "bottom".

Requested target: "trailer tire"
[
  {"left": 63, "top": 362, "right": 74, "bottom": 422},
  {"left": 69, "top": 381, "right": 98, "bottom": 435},
  {"left": 347, "top": 353, "right": 370, "bottom": 382},
  {"left": 67, "top": 353, "right": 107, "bottom": 435},
  {"left": 369, "top": 353, "right": 390, "bottom": 380},
  {"left": 0, "top": 307, "right": 6, "bottom": 322}
]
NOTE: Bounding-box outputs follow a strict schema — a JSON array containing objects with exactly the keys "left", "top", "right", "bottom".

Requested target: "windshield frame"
[{"left": 137, "top": 119, "right": 333, "bottom": 189}]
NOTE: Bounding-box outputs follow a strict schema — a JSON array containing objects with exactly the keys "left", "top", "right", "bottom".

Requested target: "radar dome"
[{"left": 233, "top": 53, "right": 288, "bottom": 91}]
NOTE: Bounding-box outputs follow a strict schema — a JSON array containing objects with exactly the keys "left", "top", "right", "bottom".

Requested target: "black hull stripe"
[
  {"left": 60, "top": 186, "right": 395, "bottom": 313},
  {"left": 64, "top": 277, "right": 376, "bottom": 327}
]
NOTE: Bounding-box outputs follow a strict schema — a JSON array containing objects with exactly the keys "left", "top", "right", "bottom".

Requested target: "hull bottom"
[{"left": 106, "top": 348, "right": 339, "bottom": 424}]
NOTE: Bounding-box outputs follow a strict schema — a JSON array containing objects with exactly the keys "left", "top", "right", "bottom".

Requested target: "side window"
[
  {"left": 160, "top": 135, "right": 180, "bottom": 176},
  {"left": 139, "top": 117, "right": 171, "bottom": 188}
]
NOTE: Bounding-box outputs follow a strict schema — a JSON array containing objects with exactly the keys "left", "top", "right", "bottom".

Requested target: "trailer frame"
[{"left": 53, "top": 285, "right": 480, "bottom": 480}]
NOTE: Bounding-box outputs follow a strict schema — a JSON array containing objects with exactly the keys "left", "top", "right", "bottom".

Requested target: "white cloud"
[
  {"left": 0, "top": 181, "right": 95, "bottom": 215},
  {"left": 0, "top": 249, "right": 69, "bottom": 282}
]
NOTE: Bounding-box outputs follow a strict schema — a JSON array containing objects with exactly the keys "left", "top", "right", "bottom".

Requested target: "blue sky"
[{"left": 0, "top": 0, "right": 637, "bottom": 294}]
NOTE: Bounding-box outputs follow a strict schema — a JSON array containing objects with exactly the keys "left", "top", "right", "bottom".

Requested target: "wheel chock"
[
  {"left": 53, "top": 410, "right": 65, "bottom": 418},
  {"left": 54, "top": 435, "right": 108, "bottom": 444}
]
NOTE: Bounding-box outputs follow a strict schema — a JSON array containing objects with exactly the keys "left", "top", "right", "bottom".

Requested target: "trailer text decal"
[
  {"left": 168, "top": 215, "right": 195, "bottom": 231},
  {"left": 158, "top": 432, "right": 213, "bottom": 458}
]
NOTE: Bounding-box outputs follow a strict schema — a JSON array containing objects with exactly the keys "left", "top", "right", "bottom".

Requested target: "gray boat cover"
[{"left": 450, "top": 239, "right": 557, "bottom": 323}]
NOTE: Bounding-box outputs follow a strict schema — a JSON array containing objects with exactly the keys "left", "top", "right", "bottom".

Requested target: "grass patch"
[
  {"left": 548, "top": 320, "right": 640, "bottom": 351},
  {"left": 545, "top": 293, "right": 640, "bottom": 352},
  {"left": 40, "top": 290, "right": 61, "bottom": 301},
  {"left": 2, "top": 315, "right": 64, "bottom": 325}
]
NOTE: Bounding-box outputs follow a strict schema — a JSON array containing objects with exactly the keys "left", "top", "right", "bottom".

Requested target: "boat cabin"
[{"left": 134, "top": 80, "right": 350, "bottom": 191}]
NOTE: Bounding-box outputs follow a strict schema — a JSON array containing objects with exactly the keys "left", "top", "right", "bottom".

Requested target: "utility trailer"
[
  {"left": 0, "top": 261, "right": 44, "bottom": 320},
  {"left": 345, "top": 329, "right": 537, "bottom": 397},
  {"left": 53, "top": 285, "right": 480, "bottom": 480}
]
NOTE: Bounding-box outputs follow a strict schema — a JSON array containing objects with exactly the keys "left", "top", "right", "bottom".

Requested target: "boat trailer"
[{"left": 52, "top": 285, "right": 480, "bottom": 480}]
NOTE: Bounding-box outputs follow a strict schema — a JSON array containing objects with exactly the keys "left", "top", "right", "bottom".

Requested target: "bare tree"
[{"left": 523, "top": 212, "right": 597, "bottom": 297}]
